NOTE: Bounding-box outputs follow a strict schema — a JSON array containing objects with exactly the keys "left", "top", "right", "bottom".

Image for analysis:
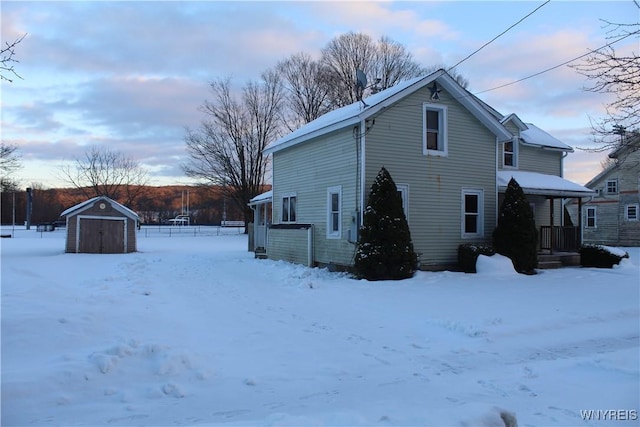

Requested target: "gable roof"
[
  {"left": 264, "top": 69, "right": 513, "bottom": 155},
  {"left": 520, "top": 123, "right": 573, "bottom": 152},
  {"left": 60, "top": 195, "right": 139, "bottom": 219}
]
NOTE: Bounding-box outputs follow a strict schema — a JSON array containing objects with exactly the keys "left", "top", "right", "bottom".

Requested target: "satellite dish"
[
  {"left": 356, "top": 69, "right": 367, "bottom": 91},
  {"left": 355, "top": 68, "right": 369, "bottom": 107}
]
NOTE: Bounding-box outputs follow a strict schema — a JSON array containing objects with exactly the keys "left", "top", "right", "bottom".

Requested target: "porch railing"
[{"left": 539, "top": 226, "right": 580, "bottom": 252}]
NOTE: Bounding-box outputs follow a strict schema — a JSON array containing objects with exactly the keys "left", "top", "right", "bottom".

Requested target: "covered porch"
[
  {"left": 248, "top": 190, "right": 272, "bottom": 258},
  {"left": 497, "top": 171, "right": 595, "bottom": 265}
]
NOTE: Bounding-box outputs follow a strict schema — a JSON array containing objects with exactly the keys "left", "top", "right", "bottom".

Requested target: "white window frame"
[
  {"left": 586, "top": 206, "right": 597, "bottom": 228},
  {"left": 625, "top": 204, "right": 639, "bottom": 221},
  {"left": 606, "top": 179, "right": 618, "bottom": 194},
  {"left": 461, "top": 189, "right": 484, "bottom": 238},
  {"left": 422, "top": 103, "right": 448, "bottom": 156},
  {"left": 281, "top": 192, "right": 297, "bottom": 223},
  {"left": 326, "top": 186, "right": 342, "bottom": 239},
  {"left": 503, "top": 137, "right": 518, "bottom": 168},
  {"left": 396, "top": 183, "right": 409, "bottom": 221}
]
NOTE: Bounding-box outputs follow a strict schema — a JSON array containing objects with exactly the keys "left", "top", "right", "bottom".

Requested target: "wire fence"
[
  {"left": 0, "top": 225, "right": 245, "bottom": 239},
  {"left": 137, "top": 225, "right": 245, "bottom": 238}
]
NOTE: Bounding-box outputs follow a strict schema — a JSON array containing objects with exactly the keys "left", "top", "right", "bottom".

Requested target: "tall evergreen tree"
[
  {"left": 493, "top": 178, "right": 538, "bottom": 274},
  {"left": 354, "top": 167, "right": 417, "bottom": 280}
]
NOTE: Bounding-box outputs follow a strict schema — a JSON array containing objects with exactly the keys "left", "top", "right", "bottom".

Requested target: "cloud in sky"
[{"left": 1, "top": 1, "right": 636, "bottom": 187}]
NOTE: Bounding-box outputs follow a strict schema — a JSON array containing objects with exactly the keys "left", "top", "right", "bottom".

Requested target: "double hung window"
[
  {"left": 282, "top": 194, "right": 297, "bottom": 223},
  {"left": 423, "top": 104, "right": 448, "bottom": 156}
]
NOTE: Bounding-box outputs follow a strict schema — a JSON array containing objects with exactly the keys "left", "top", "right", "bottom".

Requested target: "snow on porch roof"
[
  {"left": 248, "top": 190, "right": 273, "bottom": 205},
  {"left": 497, "top": 171, "right": 595, "bottom": 198}
]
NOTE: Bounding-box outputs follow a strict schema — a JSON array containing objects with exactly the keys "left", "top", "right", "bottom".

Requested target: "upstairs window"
[
  {"left": 423, "top": 104, "right": 448, "bottom": 156},
  {"left": 282, "top": 194, "right": 297, "bottom": 223},
  {"left": 503, "top": 138, "right": 517, "bottom": 168},
  {"left": 606, "top": 179, "right": 618, "bottom": 194}
]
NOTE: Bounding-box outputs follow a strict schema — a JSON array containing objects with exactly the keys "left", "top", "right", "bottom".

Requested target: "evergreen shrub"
[
  {"left": 493, "top": 178, "right": 538, "bottom": 274},
  {"left": 354, "top": 167, "right": 418, "bottom": 280},
  {"left": 580, "top": 244, "right": 629, "bottom": 268},
  {"left": 458, "top": 244, "right": 495, "bottom": 273}
]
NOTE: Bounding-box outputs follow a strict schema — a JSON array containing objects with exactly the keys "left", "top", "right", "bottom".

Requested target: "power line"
[
  {"left": 473, "top": 29, "right": 637, "bottom": 95},
  {"left": 447, "top": 0, "right": 551, "bottom": 71}
]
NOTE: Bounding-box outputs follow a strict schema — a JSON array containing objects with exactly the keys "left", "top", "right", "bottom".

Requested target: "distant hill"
[{"left": 0, "top": 185, "right": 269, "bottom": 226}]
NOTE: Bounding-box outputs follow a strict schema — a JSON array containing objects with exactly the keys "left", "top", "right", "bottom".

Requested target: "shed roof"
[{"left": 60, "top": 196, "right": 139, "bottom": 219}]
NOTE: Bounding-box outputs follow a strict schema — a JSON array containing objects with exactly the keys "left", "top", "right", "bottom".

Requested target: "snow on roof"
[
  {"left": 264, "top": 74, "right": 428, "bottom": 155},
  {"left": 60, "top": 195, "right": 139, "bottom": 219},
  {"left": 264, "top": 70, "right": 512, "bottom": 155},
  {"left": 497, "top": 170, "right": 595, "bottom": 197},
  {"left": 249, "top": 190, "right": 273, "bottom": 204},
  {"left": 520, "top": 124, "right": 573, "bottom": 152}
]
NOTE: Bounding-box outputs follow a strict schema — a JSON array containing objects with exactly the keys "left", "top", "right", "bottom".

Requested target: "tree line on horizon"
[{"left": 0, "top": 185, "right": 248, "bottom": 227}]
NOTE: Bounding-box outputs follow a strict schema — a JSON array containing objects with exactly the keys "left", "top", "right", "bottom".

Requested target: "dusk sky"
[{"left": 2, "top": 1, "right": 638, "bottom": 188}]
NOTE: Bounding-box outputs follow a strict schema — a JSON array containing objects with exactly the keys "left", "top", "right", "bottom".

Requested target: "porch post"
[
  {"left": 577, "top": 197, "right": 583, "bottom": 248},
  {"left": 549, "top": 197, "right": 554, "bottom": 254}
]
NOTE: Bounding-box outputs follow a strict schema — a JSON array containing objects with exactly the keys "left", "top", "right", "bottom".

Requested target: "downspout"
[
  {"left": 495, "top": 136, "right": 500, "bottom": 230},
  {"left": 360, "top": 121, "right": 366, "bottom": 226}
]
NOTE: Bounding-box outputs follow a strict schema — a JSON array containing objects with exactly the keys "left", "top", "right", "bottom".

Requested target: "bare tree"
[
  {"left": 1, "top": 33, "right": 27, "bottom": 83},
  {"left": 0, "top": 142, "right": 22, "bottom": 192},
  {"left": 276, "top": 52, "right": 333, "bottom": 130},
  {"left": 320, "top": 32, "right": 428, "bottom": 108},
  {"left": 371, "top": 36, "right": 425, "bottom": 92},
  {"left": 570, "top": 3, "right": 639, "bottom": 152},
  {"left": 183, "top": 72, "right": 284, "bottom": 230},
  {"left": 60, "top": 145, "right": 150, "bottom": 206},
  {"left": 321, "top": 32, "right": 378, "bottom": 107}
]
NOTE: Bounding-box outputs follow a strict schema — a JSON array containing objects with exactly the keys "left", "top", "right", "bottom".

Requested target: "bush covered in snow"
[
  {"left": 580, "top": 244, "right": 629, "bottom": 268},
  {"left": 493, "top": 178, "right": 538, "bottom": 275},
  {"left": 354, "top": 167, "right": 417, "bottom": 280},
  {"left": 458, "top": 244, "right": 495, "bottom": 273}
]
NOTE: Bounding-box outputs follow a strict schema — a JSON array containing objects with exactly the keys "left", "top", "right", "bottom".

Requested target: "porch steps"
[
  {"left": 537, "top": 252, "right": 581, "bottom": 269},
  {"left": 255, "top": 247, "right": 268, "bottom": 260},
  {"left": 538, "top": 255, "right": 563, "bottom": 269}
]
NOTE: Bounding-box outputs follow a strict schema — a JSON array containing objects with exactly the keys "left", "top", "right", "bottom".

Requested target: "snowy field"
[{"left": 1, "top": 226, "right": 638, "bottom": 427}]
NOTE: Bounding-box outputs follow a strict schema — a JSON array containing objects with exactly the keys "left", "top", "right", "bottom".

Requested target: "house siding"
[
  {"left": 268, "top": 227, "right": 312, "bottom": 266},
  {"left": 570, "top": 148, "right": 640, "bottom": 246},
  {"left": 269, "top": 127, "right": 358, "bottom": 267},
  {"left": 518, "top": 144, "right": 562, "bottom": 176},
  {"left": 364, "top": 87, "right": 497, "bottom": 268}
]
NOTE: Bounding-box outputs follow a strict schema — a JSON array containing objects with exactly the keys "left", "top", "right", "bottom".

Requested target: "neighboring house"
[
  {"left": 254, "top": 69, "right": 594, "bottom": 270},
  {"left": 567, "top": 140, "right": 640, "bottom": 246},
  {"left": 61, "top": 195, "right": 139, "bottom": 254}
]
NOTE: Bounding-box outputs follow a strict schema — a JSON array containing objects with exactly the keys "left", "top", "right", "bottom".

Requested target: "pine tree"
[
  {"left": 354, "top": 167, "right": 418, "bottom": 280},
  {"left": 493, "top": 178, "right": 538, "bottom": 274}
]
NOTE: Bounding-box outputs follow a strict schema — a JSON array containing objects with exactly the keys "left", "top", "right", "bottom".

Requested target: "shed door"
[{"left": 79, "top": 218, "right": 125, "bottom": 253}]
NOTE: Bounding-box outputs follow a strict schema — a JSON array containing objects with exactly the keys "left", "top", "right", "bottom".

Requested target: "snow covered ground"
[{"left": 1, "top": 226, "right": 638, "bottom": 427}]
